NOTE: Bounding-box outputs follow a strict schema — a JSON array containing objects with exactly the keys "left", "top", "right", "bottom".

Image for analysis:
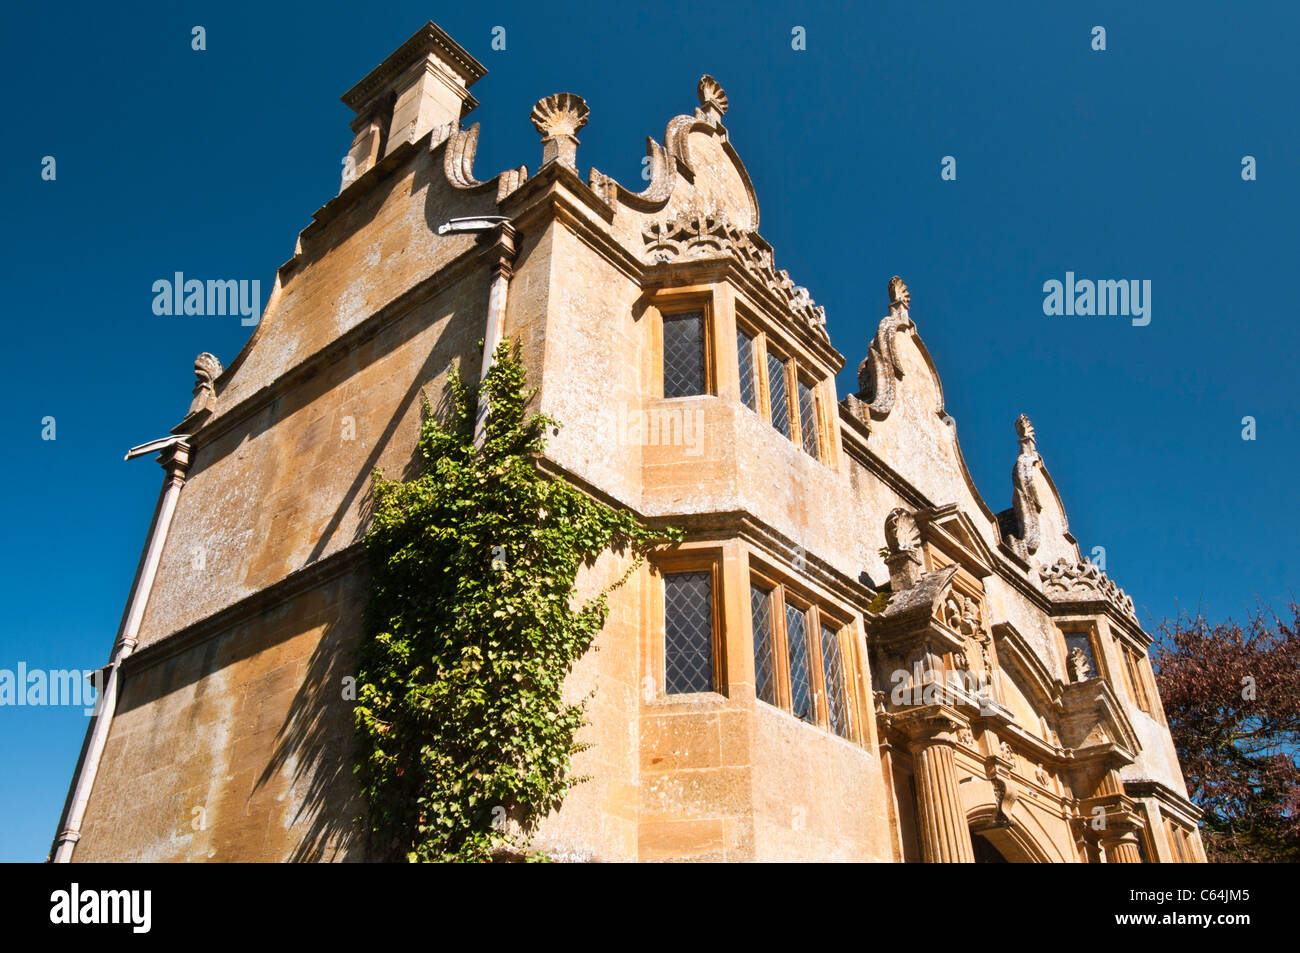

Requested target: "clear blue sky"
[{"left": 1, "top": 1, "right": 1295, "bottom": 861}]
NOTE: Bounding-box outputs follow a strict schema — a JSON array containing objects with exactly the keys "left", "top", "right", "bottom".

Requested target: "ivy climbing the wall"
[{"left": 354, "top": 341, "right": 678, "bottom": 862}]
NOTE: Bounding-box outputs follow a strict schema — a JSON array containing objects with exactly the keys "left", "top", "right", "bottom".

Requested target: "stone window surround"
[
  {"left": 646, "top": 549, "right": 727, "bottom": 702},
  {"left": 647, "top": 283, "right": 834, "bottom": 466},
  {"left": 735, "top": 304, "right": 827, "bottom": 463},
  {"left": 748, "top": 560, "right": 864, "bottom": 745},
  {"left": 644, "top": 543, "right": 867, "bottom": 747},
  {"left": 649, "top": 289, "right": 717, "bottom": 400},
  {"left": 1120, "top": 641, "right": 1157, "bottom": 717},
  {"left": 1057, "top": 620, "right": 1110, "bottom": 685},
  {"left": 1165, "top": 817, "right": 1196, "bottom": 862},
  {"left": 1057, "top": 617, "right": 1165, "bottom": 725},
  {"left": 1130, "top": 783, "right": 1206, "bottom": 862}
]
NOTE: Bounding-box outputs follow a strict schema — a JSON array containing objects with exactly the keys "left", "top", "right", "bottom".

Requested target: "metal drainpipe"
[
  {"left": 50, "top": 437, "right": 192, "bottom": 863},
  {"left": 436, "top": 217, "right": 517, "bottom": 446}
]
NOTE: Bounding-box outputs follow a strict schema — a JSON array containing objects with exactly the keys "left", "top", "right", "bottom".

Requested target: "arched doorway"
[
  {"left": 971, "top": 832, "right": 1009, "bottom": 863},
  {"left": 967, "top": 822, "right": 1052, "bottom": 862}
]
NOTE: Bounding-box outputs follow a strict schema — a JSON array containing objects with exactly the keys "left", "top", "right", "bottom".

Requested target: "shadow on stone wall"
[
  {"left": 260, "top": 376, "right": 464, "bottom": 862},
  {"left": 252, "top": 589, "right": 366, "bottom": 861}
]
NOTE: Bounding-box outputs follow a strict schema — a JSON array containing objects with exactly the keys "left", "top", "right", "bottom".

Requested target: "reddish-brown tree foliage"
[{"left": 1152, "top": 602, "right": 1300, "bottom": 862}]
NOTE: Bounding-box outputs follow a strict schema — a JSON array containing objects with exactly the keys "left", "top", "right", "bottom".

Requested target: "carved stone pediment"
[
  {"left": 916, "top": 504, "right": 997, "bottom": 579},
  {"left": 992, "top": 621, "right": 1062, "bottom": 710}
]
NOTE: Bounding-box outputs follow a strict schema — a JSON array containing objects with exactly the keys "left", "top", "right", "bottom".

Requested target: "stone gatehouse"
[{"left": 53, "top": 22, "right": 1204, "bottom": 863}]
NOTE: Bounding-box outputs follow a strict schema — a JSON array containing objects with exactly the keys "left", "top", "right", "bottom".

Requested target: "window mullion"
[
  {"left": 807, "top": 604, "right": 826, "bottom": 728},
  {"left": 772, "top": 585, "right": 790, "bottom": 711},
  {"left": 788, "top": 359, "right": 803, "bottom": 448}
]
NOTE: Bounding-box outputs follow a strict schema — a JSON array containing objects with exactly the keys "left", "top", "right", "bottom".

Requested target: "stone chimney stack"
[{"left": 339, "top": 22, "right": 486, "bottom": 187}]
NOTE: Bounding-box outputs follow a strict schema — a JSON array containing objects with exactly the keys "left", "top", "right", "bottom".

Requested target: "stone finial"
[
  {"left": 888, "top": 275, "right": 910, "bottom": 314},
  {"left": 854, "top": 277, "right": 915, "bottom": 420},
  {"left": 186, "top": 352, "right": 223, "bottom": 419},
  {"left": 697, "top": 75, "right": 728, "bottom": 124},
  {"left": 530, "top": 93, "right": 589, "bottom": 168},
  {"left": 1009, "top": 414, "right": 1042, "bottom": 557},
  {"left": 1016, "top": 413, "right": 1036, "bottom": 449},
  {"left": 884, "top": 506, "right": 924, "bottom": 591},
  {"left": 885, "top": 506, "right": 921, "bottom": 555}
]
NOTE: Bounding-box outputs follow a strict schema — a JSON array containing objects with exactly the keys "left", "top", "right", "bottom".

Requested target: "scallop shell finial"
[
  {"left": 530, "top": 93, "right": 589, "bottom": 139},
  {"left": 697, "top": 75, "right": 728, "bottom": 122},
  {"left": 530, "top": 93, "right": 590, "bottom": 167},
  {"left": 888, "top": 275, "right": 910, "bottom": 312}
]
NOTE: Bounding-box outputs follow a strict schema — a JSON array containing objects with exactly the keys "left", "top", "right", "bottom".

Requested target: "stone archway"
[
  {"left": 966, "top": 806, "right": 1057, "bottom": 863},
  {"left": 969, "top": 824, "right": 1046, "bottom": 863},
  {"left": 971, "top": 832, "right": 1009, "bottom": 863}
]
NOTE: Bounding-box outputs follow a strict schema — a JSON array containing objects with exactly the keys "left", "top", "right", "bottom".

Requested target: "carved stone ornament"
[
  {"left": 990, "top": 777, "right": 1018, "bottom": 828},
  {"left": 958, "top": 726, "right": 976, "bottom": 747},
  {"left": 1006, "top": 414, "right": 1042, "bottom": 559},
  {"left": 641, "top": 207, "right": 829, "bottom": 339},
  {"left": 1068, "top": 645, "right": 1094, "bottom": 682},
  {"left": 696, "top": 75, "right": 729, "bottom": 125},
  {"left": 888, "top": 275, "right": 910, "bottom": 312},
  {"left": 883, "top": 506, "right": 924, "bottom": 591},
  {"left": 940, "top": 592, "right": 983, "bottom": 638},
  {"left": 439, "top": 119, "right": 529, "bottom": 200},
  {"left": 1040, "top": 556, "right": 1137, "bottom": 618},
  {"left": 529, "top": 92, "right": 589, "bottom": 168},
  {"left": 884, "top": 506, "right": 921, "bottom": 555},
  {"left": 186, "top": 352, "right": 223, "bottom": 418},
  {"left": 855, "top": 277, "right": 915, "bottom": 421}
]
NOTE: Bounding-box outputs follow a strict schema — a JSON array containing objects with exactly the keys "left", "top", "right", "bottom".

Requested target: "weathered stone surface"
[{"left": 60, "top": 21, "right": 1203, "bottom": 864}]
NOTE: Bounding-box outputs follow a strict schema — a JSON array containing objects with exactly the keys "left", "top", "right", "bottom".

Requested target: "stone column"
[
  {"left": 1100, "top": 824, "right": 1143, "bottom": 863},
  {"left": 905, "top": 714, "right": 975, "bottom": 863}
]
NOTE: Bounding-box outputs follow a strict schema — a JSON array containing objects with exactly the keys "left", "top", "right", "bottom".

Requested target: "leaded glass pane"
[
  {"left": 750, "top": 584, "right": 776, "bottom": 705},
  {"left": 664, "top": 572, "right": 713, "bottom": 694},
  {"left": 820, "top": 623, "right": 849, "bottom": 738},
  {"left": 663, "top": 312, "right": 705, "bottom": 398},
  {"left": 798, "top": 378, "right": 819, "bottom": 458},
  {"left": 737, "top": 329, "right": 757, "bottom": 412},
  {"left": 786, "top": 603, "right": 813, "bottom": 722},
  {"left": 767, "top": 352, "right": 791, "bottom": 438}
]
